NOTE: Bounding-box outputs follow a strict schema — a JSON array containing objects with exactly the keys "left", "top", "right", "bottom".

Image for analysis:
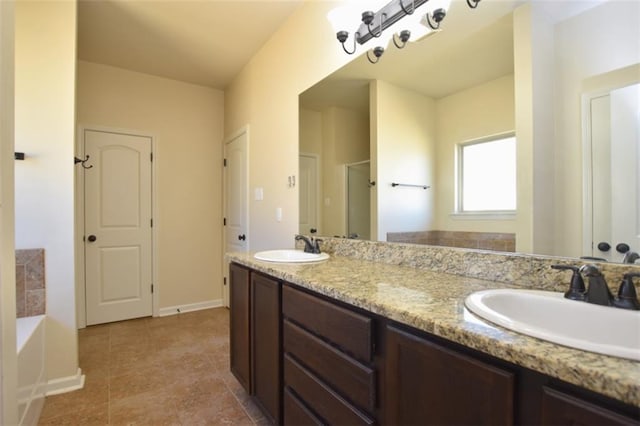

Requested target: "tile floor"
[{"left": 38, "top": 308, "right": 266, "bottom": 425}]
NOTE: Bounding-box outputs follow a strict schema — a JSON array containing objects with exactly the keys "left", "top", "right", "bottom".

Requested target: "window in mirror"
[{"left": 457, "top": 134, "right": 516, "bottom": 213}]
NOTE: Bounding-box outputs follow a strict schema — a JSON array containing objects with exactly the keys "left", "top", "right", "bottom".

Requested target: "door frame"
[
  {"left": 222, "top": 125, "right": 250, "bottom": 308},
  {"left": 75, "top": 124, "right": 158, "bottom": 328},
  {"left": 344, "top": 160, "right": 370, "bottom": 239},
  {"left": 299, "top": 152, "right": 321, "bottom": 236}
]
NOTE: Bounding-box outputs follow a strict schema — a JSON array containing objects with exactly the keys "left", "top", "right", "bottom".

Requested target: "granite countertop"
[{"left": 227, "top": 251, "right": 640, "bottom": 407}]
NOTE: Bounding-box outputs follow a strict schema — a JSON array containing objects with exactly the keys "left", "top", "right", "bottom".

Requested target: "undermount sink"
[
  {"left": 254, "top": 249, "right": 329, "bottom": 263},
  {"left": 465, "top": 289, "right": 640, "bottom": 361}
]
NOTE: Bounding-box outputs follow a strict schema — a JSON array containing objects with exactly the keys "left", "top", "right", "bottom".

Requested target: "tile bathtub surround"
[
  {"left": 387, "top": 230, "right": 516, "bottom": 252},
  {"left": 298, "top": 237, "right": 640, "bottom": 293},
  {"left": 16, "top": 248, "right": 46, "bottom": 318},
  {"left": 38, "top": 308, "right": 265, "bottom": 426}
]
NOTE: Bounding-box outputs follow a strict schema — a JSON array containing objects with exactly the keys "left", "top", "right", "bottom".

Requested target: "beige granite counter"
[{"left": 227, "top": 251, "right": 640, "bottom": 408}]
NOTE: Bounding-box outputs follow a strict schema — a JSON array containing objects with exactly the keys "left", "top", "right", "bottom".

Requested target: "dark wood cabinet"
[
  {"left": 251, "top": 272, "right": 282, "bottom": 424},
  {"left": 385, "top": 324, "right": 515, "bottom": 426},
  {"left": 230, "top": 264, "right": 639, "bottom": 426},
  {"left": 229, "top": 263, "right": 282, "bottom": 424},
  {"left": 541, "top": 387, "right": 639, "bottom": 426},
  {"left": 282, "top": 284, "right": 376, "bottom": 424},
  {"left": 229, "top": 263, "right": 251, "bottom": 393}
]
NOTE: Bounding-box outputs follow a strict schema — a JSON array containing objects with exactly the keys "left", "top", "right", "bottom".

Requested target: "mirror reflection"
[{"left": 299, "top": 0, "right": 640, "bottom": 264}]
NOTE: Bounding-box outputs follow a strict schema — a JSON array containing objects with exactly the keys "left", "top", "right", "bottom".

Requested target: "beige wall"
[
  {"left": 224, "top": 2, "right": 353, "bottom": 251},
  {"left": 0, "top": 0, "right": 17, "bottom": 423},
  {"left": 76, "top": 61, "right": 225, "bottom": 312},
  {"left": 299, "top": 108, "right": 323, "bottom": 155},
  {"left": 435, "top": 74, "right": 515, "bottom": 234},
  {"left": 373, "top": 80, "right": 436, "bottom": 240},
  {"left": 513, "top": 3, "right": 555, "bottom": 254},
  {"left": 14, "top": 0, "right": 78, "bottom": 384}
]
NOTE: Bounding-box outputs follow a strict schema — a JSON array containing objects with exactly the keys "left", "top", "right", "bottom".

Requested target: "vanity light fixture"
[
  {"left": 467, "top": 0, "right": 481, "bottom": 9},
  {"left": 329, "top": 0, "right": 479, "bottom": 63}
]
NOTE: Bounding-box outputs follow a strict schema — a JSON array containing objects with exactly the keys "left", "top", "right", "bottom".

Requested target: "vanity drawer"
[
  {"left": 284, "top": 353, "right": 375, "bottom": 425},
  {"left": 283, "top": 319, "right": 376, "bottom": 412},
  {"left": 284, "top": 387, "right": 323, "bottom": 426},
  {"left": 282, "top": 284, "right": 373, "bottom": 362}
]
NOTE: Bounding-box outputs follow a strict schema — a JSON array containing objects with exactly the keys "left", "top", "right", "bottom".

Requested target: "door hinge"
[
  {"left": 223, "top": 217, "right": 226, "bottom": 226},
  {"left": 151, "top": 284, "right": 154, "bottom": 294},
  {"left": 223, "top": 277, "right": 227, "bottom": 286},
  {"left": 150, "top": 152, "right": 153, "bottom": 162},
  {"left": 223, "top": 158, "right": 227, "bottom": 167},
  {"left": 151, "top": 218, "right": 153, "bottom": 227}
]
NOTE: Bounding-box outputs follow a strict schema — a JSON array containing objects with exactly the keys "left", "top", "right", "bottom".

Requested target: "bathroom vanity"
[{"left": 227, "top": 243, "right": 640, "bottom": 425}]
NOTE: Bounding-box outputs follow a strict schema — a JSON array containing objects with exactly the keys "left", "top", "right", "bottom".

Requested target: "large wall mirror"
[{"left": 299, "top": 0, "right": 640, "bottom": 264}]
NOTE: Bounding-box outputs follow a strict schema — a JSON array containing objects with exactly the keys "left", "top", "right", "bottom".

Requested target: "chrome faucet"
[
  {"left": 622, "top": 251, "right": 639, "bottom": 264},
  {"left": 579, "top": 264, "right": 614, "bottom": 306},
  {"left": 295, "top": 234, "right": 322, "bottom": 254}
]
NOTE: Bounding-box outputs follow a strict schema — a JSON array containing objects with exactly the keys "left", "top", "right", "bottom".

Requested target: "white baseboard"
[
  {"left": 45, "top": 368, "right": 85, "bottom": 396},
  {"left": 158, "top": 299, "right": 223, "bottom": 317}
]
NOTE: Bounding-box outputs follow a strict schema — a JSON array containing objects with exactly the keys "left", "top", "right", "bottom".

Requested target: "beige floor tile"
[
  {"left": 109, "top": 388, "right": 180, "bottom": 426},
  {"left": 109, "top": 363, "right": 169, "bottom": 401},
  {"left": 39, "top": 375, "right": 109, "bottom": 421},
  {"left": 38, "top": 402, "right": 109, "bottom": 426},
  {"left": 39, "top": 308, "right": 261, "bottom": 426}
]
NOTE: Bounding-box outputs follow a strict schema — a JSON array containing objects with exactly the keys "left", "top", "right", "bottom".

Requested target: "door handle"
[
  {"left": 87, "top": 235, "right": 97, "bottom": 242},
  {"left": 597, "top": 242, "right": 611, "bottom": 252},
  {"left": 238, "top": 234, "right": 246, "bottom": 241}
]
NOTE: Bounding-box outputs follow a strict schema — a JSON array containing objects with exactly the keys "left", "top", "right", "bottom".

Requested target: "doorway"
[
  {"left": 346, "top": 161, "right": 371, "bottom": 240},
  {"left": 81, "top": 128, "right": 154, "bottom": 325},
  {"left": 299, "top": 153, "right": 320, "bottom": 235}
]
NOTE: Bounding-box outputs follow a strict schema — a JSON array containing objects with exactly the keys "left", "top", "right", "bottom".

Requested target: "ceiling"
[
  {"left": 77, "top": 0, "right": 304, "bottom": 89},
  {"left": 77, "top": 0, "right": 608, "bottom": 94}
]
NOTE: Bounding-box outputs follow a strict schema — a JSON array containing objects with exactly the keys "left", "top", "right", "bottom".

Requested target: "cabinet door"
[
  {"left": 251, "top": 272, "right": 282, "bottom": 424},
  {"left": 541, "top": 387, "right": 639, "bottom": 426},
  {"left": 229, "top": 263, "right": 251, "bottom": 393},
  {"left": 385, "top": 325, "right": 514, "bottom": 426}
]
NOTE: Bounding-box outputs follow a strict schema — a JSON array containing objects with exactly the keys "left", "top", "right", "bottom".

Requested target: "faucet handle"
[
  {"left": 614, "top": 272, "right": 640, "bottom": 310},
  {"left": 579, "top": 263, "right": 602, "bottom": 276},
  {"left": 551, "top": 265, "right": 585, "bottom": 300}
]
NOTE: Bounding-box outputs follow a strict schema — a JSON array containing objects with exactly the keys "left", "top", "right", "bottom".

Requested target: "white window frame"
[{"left": 453, "top": 132, "right": 516, "bottom": 220}]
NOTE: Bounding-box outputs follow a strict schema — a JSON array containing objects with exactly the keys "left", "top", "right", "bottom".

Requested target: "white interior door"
[
  {"left": 224, "top": 130, "right": 248, "bottom": 306},
  {"left": 299, "top": 153, "right": 319, "bottom": 235},
  {"left": 84, "top": 129, "right": 153, "bottom": 325},
  {"left": 609, "top": 84, "right": 640, "bottom": 260},
  {"left": 591, "top": 83, "right": 640, "bottom": 262}
]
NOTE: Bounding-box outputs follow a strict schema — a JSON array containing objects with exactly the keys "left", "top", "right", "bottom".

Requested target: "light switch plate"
[{"left": 255, "top": 187, "right": 264, "bottom": 201}]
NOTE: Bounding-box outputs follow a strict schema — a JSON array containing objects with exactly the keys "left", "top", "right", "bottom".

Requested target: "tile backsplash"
[
  {"left": 302, "top": 237, "right": 640, "bottom": 293},
  {"left": 387, "top": 230, "right": 515, "bottom": 252},
  {"left": 16, "top": 249, "right": 46, "bottom": 318}
]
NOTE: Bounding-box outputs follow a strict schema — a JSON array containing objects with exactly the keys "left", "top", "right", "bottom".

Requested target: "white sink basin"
[
  {"left": 465, "top": 289, "right": 640, "bottom": 361},
  {"left": 254, "top": 249, "right": 329, "bottom": 263}
]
